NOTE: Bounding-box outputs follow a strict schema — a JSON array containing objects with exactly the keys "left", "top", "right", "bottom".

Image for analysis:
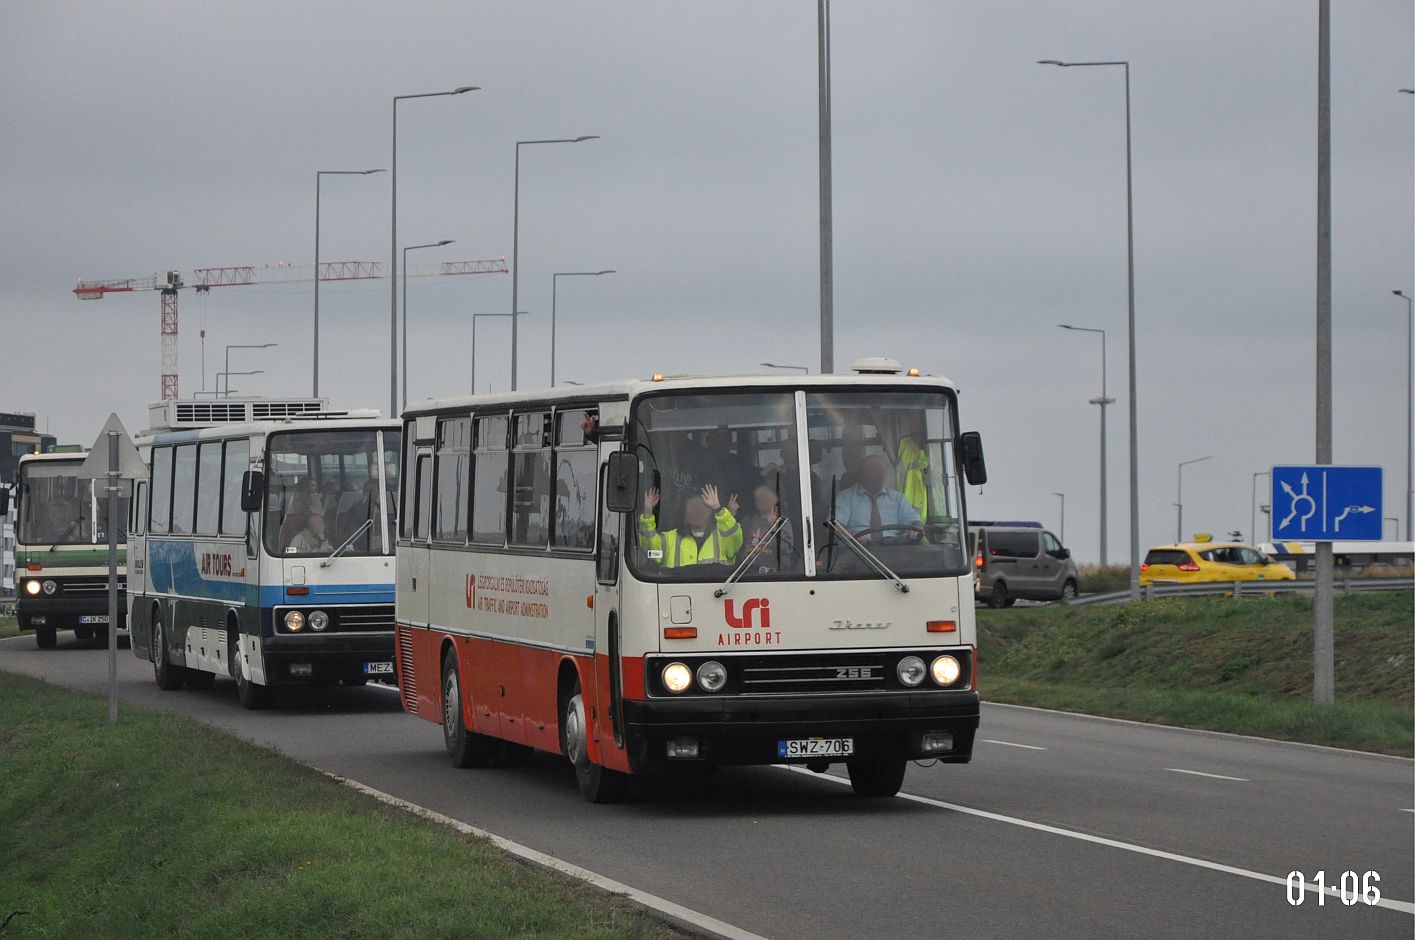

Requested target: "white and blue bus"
[{"left": 126, "top": 399, "right": 401, "bottom": 708}]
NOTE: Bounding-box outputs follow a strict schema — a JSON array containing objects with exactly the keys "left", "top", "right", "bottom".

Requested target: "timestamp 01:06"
[{"left": 1286, "top": 870, "right": 1381, "bottom": 906}]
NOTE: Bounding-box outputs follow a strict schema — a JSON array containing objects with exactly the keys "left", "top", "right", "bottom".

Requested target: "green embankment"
[
  {"left": 978, "top": 591, "right": 1414, "bottom": 755},
  {"left": 0, "top": 673, "right": 679, "bottom": 940},
  {"left": 0, "top": 616, "right": 18, "bottom": 639}
]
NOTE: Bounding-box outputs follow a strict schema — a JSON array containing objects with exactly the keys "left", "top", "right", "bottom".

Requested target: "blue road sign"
[{"left": 1270, "top": 465, "right": 1383, "bottom": 541}]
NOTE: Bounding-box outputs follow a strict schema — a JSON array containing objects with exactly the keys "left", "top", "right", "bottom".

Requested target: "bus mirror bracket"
[
  {"left": 605, "top": 452, "right": 637, "bottom": 514},
  {"left": 240, "top": 470, "right": 264, "bottom": 513},
  {"left": 959, "top": 431, "right": 987, "bottom": 486},
  {"left": 0, "top": 484, "right": 8, "bottom": 518}
]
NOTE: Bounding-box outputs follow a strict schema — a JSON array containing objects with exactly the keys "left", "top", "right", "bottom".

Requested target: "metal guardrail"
[{"left": 1069, "top": 576, "right": 1415, "bottom": 607}]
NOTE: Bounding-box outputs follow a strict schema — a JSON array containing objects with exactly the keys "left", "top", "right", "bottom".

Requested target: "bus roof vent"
[
  {"left": 148, "top": 397, "right": 330, "bottom": 430},
  {"left": 851, "top": 357, "right": 905, "bottom": 375}
]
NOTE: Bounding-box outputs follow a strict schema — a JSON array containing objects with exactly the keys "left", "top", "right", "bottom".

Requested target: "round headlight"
[
  {"left": 931, "top": 654, "right": 961, "bottom": 687},
  {"left": 42, "top": 580, "right": 58, "bottom": 596},
  {"left": 696, "top": 660, "right": 728, "bottom": 693},
  {"left": 661, "top": 661, "right": 693, "bottom": 694},
  {"left": 283, "top": 610, "right": 305, "bottom": 632},
  {"left": 308, "top": 610, "right": 329, "bottom": 632},
  {"left": 24, "top": 579, "right": 42, "bottom": 596},
  {"left": 896, "top": 655, "right": 926, "bottom": 687}
]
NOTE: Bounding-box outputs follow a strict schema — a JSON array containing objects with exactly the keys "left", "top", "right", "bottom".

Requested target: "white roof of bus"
[
  {"left": 137, "top": 416, "right": 400, "bottom": 444},
  {"left": 17, "top": 451, "right": 85, "bottom": 464},
  {"left": 402, "top": 370, "right": 962, "bottom": 416}
]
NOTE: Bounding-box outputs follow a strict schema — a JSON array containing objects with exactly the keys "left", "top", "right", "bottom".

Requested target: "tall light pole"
[
  {"left": 1040, "top": 58, "right": 1140, "bottom": 601},
  {"left": 761, "top": 362, "right": 810, "bottom": 373},
  {"left": 817, "top": 0, "right": 834, "bottom": 374},
  {"left": 1251, "top": 470, "right": 1270, "bottom": 545},
  {"left": 1393, "top": 290, "right": 1413, "bottom": 542},
  {"left": 391, "top": 86, "right": 478, "bottom": 418},
  {"left": 217, "top": 370, "right": 263, "bottom": 397},
  {"left": 402, "top": 239, "right": 455, "bottom": 410},
  {"left": 1314, "top": 1, "right": 1333, "bottom": 704},
  {"left": 1176, "top": 456, "right": 1212, "bottom": 542},
  {"left": 511, "top": 136, "right": 598, "bottom": 392},
  {"left": 551, "top": 270, "right": 614, "bottom": 387},
  {"left": 223, "top": 344, "right": 276, "bottom": 398},
  {"left": 1053, "top": 492, "right": 1065, "bottom": 544},
  {"left": 471, "top": 311, "right": 528, "bottom": 395},
  {"left": 315, "top": 168, "right": 384, "bottom": 396},
  {"left": 1060, "top": 324, "right": 1114, "bottom": 564}
]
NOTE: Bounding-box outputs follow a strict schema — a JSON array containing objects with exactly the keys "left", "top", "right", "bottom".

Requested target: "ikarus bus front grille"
[
  {"left": 335, "top": 606, "right": 395, "bottom": 632},
  {"left": 737, "top": 652, "right": 893, "bottom": 695},
  {"left": 60, "top": 578, "right": 127, "bottom": 595}
]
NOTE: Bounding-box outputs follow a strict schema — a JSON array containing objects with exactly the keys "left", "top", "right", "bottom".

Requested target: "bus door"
[
  {"left": 400, "top": 435, "right": 435, "bottom": 632},
  {"left": 128, "top": 477, "right": 149, "bottom": 614},
  {"left": 593, "top": 448, "right": 626, "bottom": 752}
]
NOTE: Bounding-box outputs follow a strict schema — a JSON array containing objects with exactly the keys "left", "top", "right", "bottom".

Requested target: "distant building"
[{"left": 1, "top": 412, "right": 58, "bottom": 599}]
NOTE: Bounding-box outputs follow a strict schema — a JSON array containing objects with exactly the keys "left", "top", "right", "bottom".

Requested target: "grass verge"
[
  {"left": 0, "top": 672, "right": 680, "bottom": 939},
  {"left": 978, "top": 590, "right": 1414, "bottom": 756},
  {"left": 0, "top": 616, "right": 19, "bottom": 640}
]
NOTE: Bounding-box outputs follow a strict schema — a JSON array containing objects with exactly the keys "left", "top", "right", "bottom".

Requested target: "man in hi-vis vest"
[{"left": 638, "top": 484, "right": 744, "bottom": 569}]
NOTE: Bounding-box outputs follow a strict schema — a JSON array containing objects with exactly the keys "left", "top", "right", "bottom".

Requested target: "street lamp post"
[
  {"left": 402, "top": 239, "right": 454, "bottom": 410},
  {"left": 390, "top": 86, "right": 479, "bottom": 417},
  {"left": 1176, "top": 455, "right": 1213, "bottom": 542},
  {"left": 551, "top": 270, "right": 614, "bottom": 387},
  {"left": 471, "top": 311, "right": 529, "bottom": 395},
  {"left": 1393, "top": 291, "right": 1413, "bottom": 542},
  {"left": 511, "top": 136, "right": 599, "bottom": 392},
  {"left": 217, "top": 370, "right": 263, "bottom": 397},
  {"left": 1053, "top": 492, "right": 1065, "bottom": 544},
  {"left": 315, "top": 168, "right": 384, "bottom": 397},
  {"left": 223, "top": 343, "right": 276, "bottom": 398},
  {"left": 1060, "top": 324, "right": 1115, "bottom": 564},
  {"left": 1040, "top": 58, "right": 1140, "bottom": 600},
  {"left": 761, "top": 362, "right": 810, "bottom": 373},
  {"left": 1251, "top": 470, "right": 1271, "bottom": 545}
]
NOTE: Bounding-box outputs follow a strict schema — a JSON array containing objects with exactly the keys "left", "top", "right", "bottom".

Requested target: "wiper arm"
[
  {"left": 49, "top": 519, "right": 80, "bottom": 552},
  {"left": 714, "top": 515, "right": 788, "bottom": 598},
  {"left": 320, "top": 518, "right": 373, "bottom": 568},
  {"left": 826, "top": 520, "right": 909, "bottom": 593}
]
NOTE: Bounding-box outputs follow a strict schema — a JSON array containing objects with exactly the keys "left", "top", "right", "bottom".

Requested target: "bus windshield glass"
[
  {"left": 263, "top": 429, "right": 401, "bottom": 558},
  {"left": 18, "top": 462, "right": 131, "bottom": 546},
  {"left": 628, "top": 389, "right": 967, "bottom": 581}
]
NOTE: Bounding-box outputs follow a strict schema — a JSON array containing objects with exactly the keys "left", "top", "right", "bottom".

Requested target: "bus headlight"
[
  {"left": 308, "top": 610, "right": 329, "bottom": 632},
  {"left": 284, "top": 610, "right": 305, "bottom": 632},
  {"left": 896, "top": 655, "right": 926, "bottom": 687},
  {"left": 661, "top": 662, "right": 693, "bottom": 694},
  {"left": 696, "top": 660, "right": 727, "bottom": 693},
  {"left": 931, "top": 654, "right": 961, "bottom": 687},
  {"left": 42, "top": 580, "right": 58, "bottom": 596},
  {"left": 24, "top": 579, "right": 42, "bottom": 596}
]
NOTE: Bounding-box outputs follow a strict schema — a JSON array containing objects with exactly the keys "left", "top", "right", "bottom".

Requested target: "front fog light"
[
  {"left": 661, "top": 661, "right": 692, "bottom": 693},
  {"left": 309, "top": 610, "right": 329, "bottom": 632},
  {"left": 696, "top": 660, "right": 727, "bottom": 692},
  {"left": 896, "top": 655, "right": 926, "bottom": 687},
  {"left": 24, "top": 579, "right": 41, "bottom": 596},
  {"left": 283, "top": 610, "right": 305, "bottom": 632},
  {"left": 42, "top": 580, "right": 58, "bottom": 596},
  {"left": 931, "top": 654, "right": 961, "bottom": 686}
]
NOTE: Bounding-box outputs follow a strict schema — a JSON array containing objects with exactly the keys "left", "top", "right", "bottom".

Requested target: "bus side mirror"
[
  {"left": 605, "top": 452, "right": 637, "bottom": 513},
  {"left": 959, "top": 431, "right": 987, "bottom": 486},
  {"left": 0, "top": 485, "right": 8, "bottom": 518},
  {"left": 240, "top": 470, "right": 264, "bottom": 513}
]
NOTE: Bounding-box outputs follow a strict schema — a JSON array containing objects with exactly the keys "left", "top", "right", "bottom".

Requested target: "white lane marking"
[
  {"left": 783, "top": 766, "right": 1415, "bottom": 915},
  {"left": 1165, "top": 768, "right": 1250, "bottom": 782},
  {"left": 983, "top": 739, "right": 1048, "bottom": 751},
  {"left": 322, "top": 770, "right": 769, "bottom": 940},
  {"left": 1401, "top": 809, "right": 1414, "bottom": 814}
]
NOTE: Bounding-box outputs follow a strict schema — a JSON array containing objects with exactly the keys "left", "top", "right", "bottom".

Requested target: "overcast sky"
[{"left": 2, "top": 1, "right": 1411, "bottom": 564}]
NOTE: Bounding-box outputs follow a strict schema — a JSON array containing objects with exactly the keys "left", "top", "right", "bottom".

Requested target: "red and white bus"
[{"left": 395, "top": 360, "right": 987, "bottom": 802}]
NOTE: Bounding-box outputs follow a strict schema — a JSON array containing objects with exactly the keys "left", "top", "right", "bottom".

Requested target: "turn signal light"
[
  {"left": 287, "top": 586, "right": 310, "bottom": 596},
  {"left": 927, "top": 620, "right": 957, "bottom": 633},
  {"left": 26, "top": 564, "right": 42, "bottom": 571},
  {"left": 1177, "top": 563, "right": 1200, "bottom": 572},
  {"left": 663, "top": 627, "right": 698, "bottom": 640}
]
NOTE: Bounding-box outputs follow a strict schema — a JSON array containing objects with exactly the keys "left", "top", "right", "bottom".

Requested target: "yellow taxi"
[{"left": 1140, "top": 540, "right": 1297, "bottom": 585}]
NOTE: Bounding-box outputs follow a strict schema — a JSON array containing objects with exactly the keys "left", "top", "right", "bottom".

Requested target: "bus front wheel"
[
  {"left": 152, "top": 614, "right": 186, "bottom": 691},
  {"left": 561, "top": 681, "right": 628, "bottom": 804},
  {"left": 441, "top": 652, "right": 498, "bottom": 768},
  {"left": 846, "top": 759, "right": 907, "bottom": 798}
]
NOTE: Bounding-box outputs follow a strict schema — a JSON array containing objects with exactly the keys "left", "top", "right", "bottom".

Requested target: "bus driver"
[{"left": 833, "top": 453, "right": 922, "bottom": 541}]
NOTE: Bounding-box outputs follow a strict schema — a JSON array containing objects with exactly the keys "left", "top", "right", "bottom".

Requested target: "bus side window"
[
  {"left": 413, "top": 454, "right": 433, "bottom": 543},
  {"left": 399, "top": 419, "right": 417, "bottom": 540},
  {"left": 132, "top": 481, "right": 147, "bottom": 536},
  {"left": 596, "top": 464, "right": 619, "bottom": 584}
]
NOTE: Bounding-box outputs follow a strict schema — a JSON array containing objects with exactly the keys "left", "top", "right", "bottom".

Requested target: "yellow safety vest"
[
  {"left": 896, "top": 437, "right": 929, "bottom": 519},
  {"left": 638, "top": 509, "right": 744, "bottom": 569}
]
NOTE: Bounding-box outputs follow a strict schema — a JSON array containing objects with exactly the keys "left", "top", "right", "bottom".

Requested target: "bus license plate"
[
  {"left": 78, "top": 615, "right": 110, "bottom": 624},
  {"left": 362, "top": 662, "right": 394, "bottom": 675},
  {"left": 778, "top": 737, "right": 854, "bottom": 758}
]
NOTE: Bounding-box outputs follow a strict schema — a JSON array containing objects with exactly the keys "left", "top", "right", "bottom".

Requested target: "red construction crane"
[{"left": 74, "top": 258, "right": 508, "bottom": 400}]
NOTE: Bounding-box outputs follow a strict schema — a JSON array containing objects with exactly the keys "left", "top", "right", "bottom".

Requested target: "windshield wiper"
[
  {"left": 49, "top": 519, "right": 81, "bottom": 552},
  {"left": 826, "top": 519, "right": 909, "bottom": 593},
  {"left": 320, "top": 518, "right": 373, "bottom": 568},
  {"left": 714, "top": 515, "right": 788, "bottom": 598}
]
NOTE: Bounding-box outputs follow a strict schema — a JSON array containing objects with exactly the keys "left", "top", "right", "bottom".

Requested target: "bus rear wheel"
[
  {"left": 561, "top": 681, "right": 628, "bottom": 804},
  {"left": 846, "top": 758, "right": 907, "bottom": 798},
  {"left": 441, "top": 651, "right": 498, "bottom": 768},
  {"left": 152, "top": 614, "right": 187, "bottom": 691}
]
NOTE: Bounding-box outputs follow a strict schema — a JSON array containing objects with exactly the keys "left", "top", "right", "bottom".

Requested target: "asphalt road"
[{"left": 3, "top": 632, "right": 1411, "bottom": 940}]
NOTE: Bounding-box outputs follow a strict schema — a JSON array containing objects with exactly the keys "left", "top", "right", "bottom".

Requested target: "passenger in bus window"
[
  {"left": 834, "top": 454, "right": 921, "bottom": 541},
  {"left": 740, "top": 481, "right": 796, "bottom": 569},
  {"left": 580, "top": 410, "right": 599, "bottom": 443},
  {"left": 638, "top": 484, "right": 743, "bottom": 569},
  {"left": 36, "top": 500, "right": 75, "bottom": 542},
  {"left": 287, "top": 512, "right": 333, "bottom": 554}
]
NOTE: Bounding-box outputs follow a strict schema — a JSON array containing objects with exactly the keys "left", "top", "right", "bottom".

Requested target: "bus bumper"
[
  {"left": 620, "top": 691, "right": 980, "bottom": 768},
  {"left": 260, "top": 633, "right": 397, "bottom": 685},
  {"left": 18, "top": 596, "right": 127, "bottom": 631}
]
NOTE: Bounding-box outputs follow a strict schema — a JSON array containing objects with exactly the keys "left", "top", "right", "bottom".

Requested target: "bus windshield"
[
  {"left": 263, "top": 428, "right": 401, "bottom": 558},
  {"left": 18, "top": 462, "right": 131, "bottom": 546},
  {"left": 628, "top": 389, "right": 968, "bottom": 582}
]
